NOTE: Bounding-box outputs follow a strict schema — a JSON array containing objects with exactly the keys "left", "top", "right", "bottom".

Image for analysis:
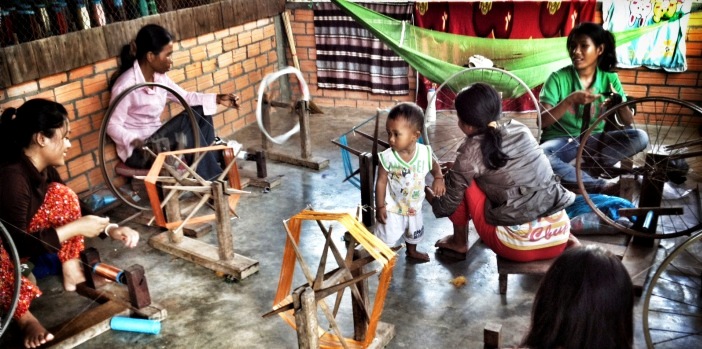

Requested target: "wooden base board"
[
  {"left": 238, "top": 167, "right": 283, "bottom": 189},
  {"left": 251, "top": 147, "right": 329, "bottom": 171},
  {"left": 38, "top": 301, "right": 129, "bottom": 349},
  {"left": 366, "top": 322, "right": 396, "bottom": 349},
  {"left": 76, "top": 282, "right": 167, "bottom": 320},
  {"left": 149, "top": 232, "right": 259, "bottom": 280}
]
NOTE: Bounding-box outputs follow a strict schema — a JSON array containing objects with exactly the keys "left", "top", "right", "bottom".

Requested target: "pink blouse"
[{"left": 107, "top": 60, "right": 217, "bottom": 162}]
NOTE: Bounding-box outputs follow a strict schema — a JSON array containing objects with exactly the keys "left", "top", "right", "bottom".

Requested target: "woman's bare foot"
[
  {"left": 17, "top": 311, "right": 54, "bottom": 348},
  {"left": 62, "top": 258, "right": 85, "bottom": 291},
  {"left": 434, "top": 235, "right": 468, "bottom": 254}
]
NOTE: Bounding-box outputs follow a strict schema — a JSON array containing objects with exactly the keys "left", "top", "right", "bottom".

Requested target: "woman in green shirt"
[{"left": 539, "top": 22, "right": 648, "bottom": 194}]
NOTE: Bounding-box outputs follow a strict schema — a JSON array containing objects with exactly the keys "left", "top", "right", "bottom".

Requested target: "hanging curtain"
[
  {"left": 314, "top": 2, "right": 413, "bottom": 94},
  {"left": 602, "top": 0, "right": 691, "bottom": 72}
]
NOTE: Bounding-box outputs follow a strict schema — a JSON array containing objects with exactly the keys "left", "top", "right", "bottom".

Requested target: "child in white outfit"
[{"left": 375, "top": 102, "right": 445, "bottom": 262}]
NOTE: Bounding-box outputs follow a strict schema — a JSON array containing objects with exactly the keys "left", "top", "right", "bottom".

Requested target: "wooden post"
[
  {"left": 124, "top": 264, "right": 152, "bottom": 309},
  {"left": 633, "top": 154, "right": 665, "bottom": 246},
  {"left": 256, "top": 150, "right": 267, "bottom": 178},
  {"left": 359, "top": 152, "right": 375, "bottom": 227},
  {"left": 294, "top": 286, "right": 319, "bottom": 349},
  {"left": 352, "top": 249, "right": 370, "bottom": 341},
  {"left": 262, "top": 92, "right": 271, "bottom": 152},
  {"left": 213, "top": 180, "right": 235, "bottom": 261},
  {"left": 298, "top": 100, "right": 312, "bottom": 160},
  {"left": 484, "top": 323, "right": 502, "bottom": 349},
  {"left": 80, "top": 247, "right": 105, "bottom": 290}
]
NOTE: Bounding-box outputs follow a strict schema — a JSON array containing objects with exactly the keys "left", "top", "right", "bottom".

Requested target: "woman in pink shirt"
[{"left": 108, "top": 24, "right": 239, "bottom": 180}]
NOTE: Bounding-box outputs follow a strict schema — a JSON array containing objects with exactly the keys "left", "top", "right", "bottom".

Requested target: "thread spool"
[
  {"left": 93, "top": 262, "right": 126, "bottom": 284},
  {"left": 110, "top": 316, "right": 161, "bottom": 334}
]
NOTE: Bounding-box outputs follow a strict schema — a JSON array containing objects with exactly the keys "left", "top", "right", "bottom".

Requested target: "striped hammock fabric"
[{"left": 314, "top": 2, "right": 413, "bottom": 95}]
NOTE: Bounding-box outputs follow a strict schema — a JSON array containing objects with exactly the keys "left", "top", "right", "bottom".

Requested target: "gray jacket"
[{"left": 431, "top": 120, "right": 575, "bottom": 226}]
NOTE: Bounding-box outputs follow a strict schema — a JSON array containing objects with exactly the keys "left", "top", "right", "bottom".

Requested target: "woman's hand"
[
  {"left": 217, "top": 93, "right": 240, "bottom": 109},
  {"left": 107, "top": 226, "right": 140, "bottom": 248},
  {"left": 432, "top": 177, "right": 446, "bottom": 197},
  {"left": 566, "top": 89, "right": 600, "bottom": 106}
]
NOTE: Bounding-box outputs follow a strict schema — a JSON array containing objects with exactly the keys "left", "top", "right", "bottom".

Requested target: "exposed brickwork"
[{"left": 0, "top": 18, "right": 279, "bottom": 193}]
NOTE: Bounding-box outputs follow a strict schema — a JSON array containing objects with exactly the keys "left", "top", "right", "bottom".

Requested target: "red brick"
[
  {"left": 214, "top": 68, "right": 230, "bottom": 84},
  {"left": 243, "top": 22, "right": 257, "bottom": 31},
  {"left": 234, "top": 75, "right": 250, "bottom": 90},
  {"left": 251, "top": 28, "right": 265, "bottom": 43},
  {"left": 197, "top": 75, "right": 214, "bottom": 91},
  {"left": 247, "top": 42, "right": 261, "bottom": 57},
  {"left": 238, "top": 32, "right": 253, "bottom": 46},
  {"left": 70, "top": 116, "right": 94, "bottom": 137},
  {"left": 207, "top": 41, "right": 223, "bottom": 56},
  {"left": 293, "top": 9, "right": 314, "bottom": 22},
  {"left": 69, "top": 66, "right": 94, "bottom": 80},
  {"left": 230, "top": 24, "right": 245, "bottom": 35},
  {"left": 666, "top": 72, "right": 698, "bottom": 86},
  {"left": 181, "top": 79, "right": 197, "bottom": 92},
  {"left": 335, "top": 99, "right": 357, "bottom": 108},
  {"left": 94, "top": 59, "right": 118, "bottom": 73},
  {"left": 83, "top": 73, "right": 108, "bottom": 96},
  {"left": 87, "top": 167, "right": 103, "bottom": 188},
  {"left": 190, "top": 45, "right": 207, "bottom": 62},
  {"left": 202, "top": 58, "right": 217, "bottom": 73},
  {"left": 649, "top": 86, "right": 680, "bottom": 99},
  {"left": 214, "top": 29, "right": 229, "bottom": 40},
  {"left": 179, "top": 37, "right": 198, "bottom": 48},
  {"left": 242, "top": 59, "right": 256, "bottom": 73},
  {"left": 67, "top": 153, "right": 95, "bottom": 177},
  {"left": 56, "top": 166, "right": 69, "bottom": 180},
  {"left": 185, "top": 62, "right": 203, "bottom": 79},
  {"left": 1, "top": 98, "right": 25, "bottom": 111},
  {"left": 217, "top": 52, "right": 234, "bottom": 69},
  {"left": 32, "top": 90, "right": 56, "bottom": 101},
  {"left": 232, "top": 47, "right": 247, "bottom": 62},
  {"left": 296, "top": 36, "right": 316, "bottom": 49},
  {"left": 55, "top": 81, "right": 83, "bottom": 103},
  {"left": 39, "top": 73, "right": 68, "bottom": 89},
  {"left": 197, "top": 33, "right": 215, "bottom": 44},
  {"left": 76, "top": 96, "right": 104, "bottom": 117},
  {"left": 223, "top": 36, "right": 239, "bottom": 52},
  {"left": 636, "top": 71, "right": 668, "bottom": 86},
  {"left": 681, "top": 88, "right": 702, "bottom": 101},
  {"left": 167, "top": 68, "right": 186, "bottom": 84},
  {"left": 7, "top": 81, "right": 38, "bottom": 98},
  {"left": 79, "top": 131, "right": 100, "bottom": 152}
]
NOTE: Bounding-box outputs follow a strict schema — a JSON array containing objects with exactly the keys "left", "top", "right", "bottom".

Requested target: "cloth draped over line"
[
  {"left": 413, "top": 1, "right": 595, "bottom": 111},
  {"left": 329, "top": 0, "right": 685, "bottom": 104},
  {"left": 314, "top": 2, "right": 413, "bottom": 95},
  {"left": 603, "top": 0, "right": 691, "bottom": 72}
]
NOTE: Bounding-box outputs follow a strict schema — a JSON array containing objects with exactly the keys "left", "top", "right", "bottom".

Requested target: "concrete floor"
[{"left": 0, "top": 106, "right": 678, "bottom": 348}]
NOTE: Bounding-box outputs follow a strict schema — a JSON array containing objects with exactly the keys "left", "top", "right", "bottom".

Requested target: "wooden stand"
[
  {"left": 257, "top": 97, "right": 329, "bottom": 171},
  {"left": 20, "top": 248, "right": 166, "bottom": 349},
  {"left": 144, "top": 146, "right": 259, "bottom": 281}
]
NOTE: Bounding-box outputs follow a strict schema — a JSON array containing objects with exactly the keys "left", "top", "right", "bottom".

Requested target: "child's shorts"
[{"left": 375, "top": 211, "right": 424, "bottom": 246}]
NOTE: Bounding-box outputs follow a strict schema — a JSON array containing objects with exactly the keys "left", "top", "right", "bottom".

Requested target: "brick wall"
[
  {"left": 290, "top": 6, "right": 702, "bottom": 108},
  {"left": 0, "top": 18, "right": 278, "bottom": 193}
]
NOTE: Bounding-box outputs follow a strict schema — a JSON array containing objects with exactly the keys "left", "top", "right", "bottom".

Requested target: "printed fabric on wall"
[
  {"left": 314, "top": 2, "right": 413, "bottom": 94},
  {"left": 603, "top": 0, "right": 691, "bottom": 72}
]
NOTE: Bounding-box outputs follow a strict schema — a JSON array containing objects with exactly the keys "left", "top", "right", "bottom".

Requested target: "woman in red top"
[{"left": 0, "top": 99, "right": 139, "bottom": 348}]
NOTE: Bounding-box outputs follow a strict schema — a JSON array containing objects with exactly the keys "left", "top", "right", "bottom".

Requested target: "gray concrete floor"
[{"left": 1, "top": 106, "right": 679, "bottom": 348}]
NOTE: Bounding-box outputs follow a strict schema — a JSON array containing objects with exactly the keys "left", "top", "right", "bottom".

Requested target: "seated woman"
[
  {"left": 108, "top": 24, "right": 240, "bottom": 181},
  {"left": 0, "top": 99, "right": 139, "bottom": 348},
  {"left": 539, "top": 22, "right": 648, "bottom": 194},
  {"left": 425, "top": 83, "right": 577, "bottom": 262},
  {"left": 521, "top": 245, "right": 634, "bottom": 349}
]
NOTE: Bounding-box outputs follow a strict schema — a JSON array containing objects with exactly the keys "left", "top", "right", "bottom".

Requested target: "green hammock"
[{"left": 330, "top": 0, "right": 678, "bottom": 94}]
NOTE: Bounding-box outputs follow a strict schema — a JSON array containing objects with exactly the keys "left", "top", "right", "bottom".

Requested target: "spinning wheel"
[
  {"left": 575, "top": 97, "right": 702, "bottom": 239},
  {"left": 423, "top": 67, "right": 541, "bottom": 162},
  {"left": 0, "top": 222, "right": 21, "bottom": 338},
  {"left": 99, "top": 82, "right": 202, "bottom": 211},
  {"left": 268, "top": 210, "right": 397, "bottom": 348},
  {"left": 643, "top": 230, "right": 702, "bottom": 348}
]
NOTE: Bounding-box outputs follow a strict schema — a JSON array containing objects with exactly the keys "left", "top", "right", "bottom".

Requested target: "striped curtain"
[{"left": 314, "top": 2, "right": 413, "bottom": 95}]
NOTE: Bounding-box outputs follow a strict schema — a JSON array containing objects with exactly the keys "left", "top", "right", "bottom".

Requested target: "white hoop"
[{"left": 256, "top": 67, "right": 311, "bottom": 144}]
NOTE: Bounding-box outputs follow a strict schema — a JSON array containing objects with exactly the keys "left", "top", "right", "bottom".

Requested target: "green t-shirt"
[{"left": 539, "top": 65, "right": 627, "bottom": 142}]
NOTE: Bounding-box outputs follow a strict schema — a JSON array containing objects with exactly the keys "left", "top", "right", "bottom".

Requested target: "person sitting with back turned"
[
  {"left": 521, "top": 245, "right": 634, "bottom": 349},
  {"left": 425, "top": 83, "right": 578, "bottom": 262},
  {"left": 108, "top": 24, "right": 241, "bottom": 181},
  {"left": 0, "top": 99, "right": 139, "bottom": 348}
]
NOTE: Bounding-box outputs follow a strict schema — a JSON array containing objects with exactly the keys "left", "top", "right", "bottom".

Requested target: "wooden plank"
[
  {"left": 192, "top": 6, "right": 211, "bottom": 37},
  {"left": 4, "top": 43, "right": 39, "bottom": 84},
  {"left": 484, "top": 323, "right": 502, "bottom": 349},
  {"left": 149, "top": 232, "right": 259, "bottom": 280},
  {"left": 221, "top": 0, "right": 236, "bottom": 28},
  {"left": 0, "top": 47, "right": 11, "bottom": 88},
  {"left": 621, "top": 239, "right": 660, "bottom": 296},
  {"left": 206, "top": 2, "right": 224, "bottom": 33},
  {"left": 63, "top": 32, "right": 86, "bottom": 74},
  {"left": 103, "top": 21, "right": 137, "bottom": 58},
  {"left": 45, "top": 301, "right": 129, "bottom": 349},
  {"left": 158, "top": 11, "right": 181, "bottom": 41},
  {"left": 264, "top": 150, "right": 329, "bottom": 170},
  {"left": 76, "top": 282, "right": 167, "bottom": 320},
  {"left": 81, "top": 29, "right": 109, "bottom": 67},
  {"left": 294, "top": 286, "right": 319, "bottom": 349},
  {"left": 176, "top": 7, "right": 197, "bottom": 40},
  {"left": 365, "top": 322, "right": 395, "bottom": 349},
  {"left": 30, "top": 40, "right": 58, "bottom": 78}
]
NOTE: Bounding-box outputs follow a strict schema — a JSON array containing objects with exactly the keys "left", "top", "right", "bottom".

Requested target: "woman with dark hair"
[
  {"left": 540, "top": 22, "right": 649, "bottom": 193},
  {"left": 425, "top": 83, "right": 577, "bottom": 262},
  {"left": 0, "top": 99, "right": 139, "bottom": 348},
  {"left": 522, "top": 245, "right": 634, "bottom": 349},
  {"left": 108, "top": 24, "right": 240, "bottom": 180}
]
